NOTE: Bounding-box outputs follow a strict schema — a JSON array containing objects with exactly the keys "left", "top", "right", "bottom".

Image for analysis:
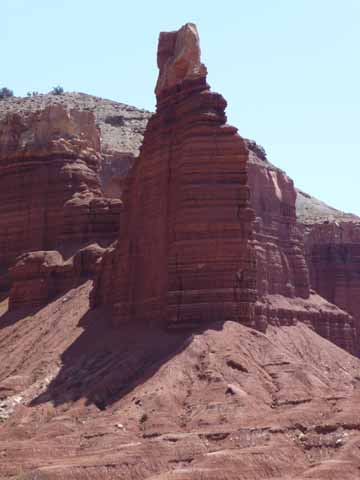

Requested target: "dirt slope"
[
  {"left": 0, "top": 285, "right": 360, "bottom": 479},
  {"left": 296, "top": 189, "right": 359, "bottom": 225}
]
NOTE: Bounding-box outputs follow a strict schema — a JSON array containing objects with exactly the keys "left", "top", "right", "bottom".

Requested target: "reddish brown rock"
[
  {"left": 1, "top": 23, "right": 360, "bottom": 480},
  {"left": 0, "top": 92, "right": 152, "bottom": 202},
  {"left": 247, "top": 141, "right": 357, "bottom": 353},
  {"left": 247, "top": 141, "right": 309, "bottom": 299},
  {"left": 9, "top": 244, "right": 106, "bottom": 310},
  {"left": 1, "top": 282, "right": 360, "bottom": 479},
  {"left": 93, "top": 23, "right": 257, "bottom": 328},
  {"left": 0, "top": 105, "right": 121, "bottom": 299},
  {"left": 304, "top": 221, "right": 360, "bottom": 353},
  {"left": 9, "top": 251, "right": 71, "bottom": 310}
]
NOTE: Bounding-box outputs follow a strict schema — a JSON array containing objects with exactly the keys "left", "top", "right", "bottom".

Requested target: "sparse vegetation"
[
  {"left": 27, "top": 91, "right": 39, "bottom": 97},
  {"left": 140, "top": 413, "right": 148, "bottom": 424},
  {"left": 105, "top": 115, "right": 125, "bottom": 127},
  {"left": 0, "top": 87, "right": 14, "bottom": 100},
  {"left": 51, "top": 85, "right": 64, "bottom": 95}
]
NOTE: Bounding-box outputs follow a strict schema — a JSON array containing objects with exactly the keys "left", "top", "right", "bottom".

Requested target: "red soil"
[{"left": 0, "top": 283, "right": 360, "bottom": 479}]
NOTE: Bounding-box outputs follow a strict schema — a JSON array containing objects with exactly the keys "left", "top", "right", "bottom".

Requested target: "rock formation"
[
  {"left": 0, "top": 92, "right": 151, "bottom": 199},
  {"left": 0, "top": 105, "right": 121, "bottom": 301},
  {"left": 1, "top": 22, "right": 360, "bottom": 480},
  {"left": 302, "top": 220, "right": 360, "bottom": 353},
  {"left": 294, "top": 191, "right": 360, "bottom": 354},
  {"left": 9, "top": 244, "right": 104, "bottom": 310},
  {"left": 93, "top": 23, "right": 257, "bottom": 328},
  {"left": 247, "top": 141, "right": 309, "bottom": 299},
  {"left": 246, "top": 141, "right": 357, "bottom": 353},
  {"left": 90, "top": 24, "right": 358, "bottom": 355}
]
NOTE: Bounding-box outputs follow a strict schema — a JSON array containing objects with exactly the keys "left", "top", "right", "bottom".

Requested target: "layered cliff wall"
[
  {"left": 294, "top": 190, "right": 360, "bottom": 353},
  {"left": 1, "top": 27, "right": 357, "bottom": 355},
  {"left": 247, "top": 141, "right": 309, "bottom": 299},
  {"left": 0, "top": 92, "right": 151, "bottom": 199},
  {"left": 246, "top": 142, "right": 356, "bottom": 353},
  {"left": 0, "top": 104, "right": 122, "bottom": 307},
  {"left": 93, "top": 23, "right": 257, "bottom": 328},
  {"left": 0, "top": 105, "right": 120, "bottom": 268},
  {"left": 303, "top": 220, "right": 360, "bottom": 349}
]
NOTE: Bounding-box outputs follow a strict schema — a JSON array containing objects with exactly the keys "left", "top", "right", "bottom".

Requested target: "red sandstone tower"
[{"left": 94, "top": 23, "right": 257, "bottom": 327}]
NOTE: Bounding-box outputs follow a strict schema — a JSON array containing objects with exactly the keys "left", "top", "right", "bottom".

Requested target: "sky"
[{"left": 2, "top": 0, "right": 359, "bottom": 215}]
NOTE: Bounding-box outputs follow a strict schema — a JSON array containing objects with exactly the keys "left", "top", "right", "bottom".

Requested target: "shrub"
[
  {"left": 140, "top": 413, "right": 148, "bottom": 424},
  {"left": 51, "top": 85, "right": 64, "bottom": 95},
  {"left": 0, "top": 87, "right": 14, "bottom": 100}
]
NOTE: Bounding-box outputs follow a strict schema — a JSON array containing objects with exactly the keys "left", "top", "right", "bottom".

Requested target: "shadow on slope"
[
  {"left": 0, "top": 281, "right": 88, "bottom": 331},
  {"left": 30, "top": 306, "right": 207, "bottom": 410}
]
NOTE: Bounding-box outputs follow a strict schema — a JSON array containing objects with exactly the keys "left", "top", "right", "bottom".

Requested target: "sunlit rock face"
[
  {"left": 9, "top": 244, "right": 105, "bottom": 310},
  {"left": 91, "top": 22, "right": 358, "bottom": 355},
  {"left": 247, "top": 141, "right": 309, "bottom": 300},
  {"left": 155, "top": 23, "right": 207, "bottom": 97},
  {"left": 93, "top": 23, "right": 257, "bottom": 328},
  {"left": 0, "top": 105, "right": 121, "bottom": 270},
  {"left": 246, "top": 142, "right": 357, "bottom": 354}
]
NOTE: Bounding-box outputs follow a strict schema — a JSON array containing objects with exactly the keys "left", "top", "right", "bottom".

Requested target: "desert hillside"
[{"left": 0, "top": 22, "right": 359, "bottom": 480}]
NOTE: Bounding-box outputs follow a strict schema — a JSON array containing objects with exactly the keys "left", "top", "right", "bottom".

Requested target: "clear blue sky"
[{"left": 2, "top": 0, "right": 359, "bottom": 215}]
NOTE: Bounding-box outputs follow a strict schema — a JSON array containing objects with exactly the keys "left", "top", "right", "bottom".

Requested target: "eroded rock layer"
[
  {"left": 247, "top": 141, "right": 309, "bottom": 299},
  {"left": 9, "top": 244, "right": 104, "bottom": 310},
  {"left": 0, "top": 91, "right": 152, "bottom": 198},
  {"left": 247, "top": 142, "right": 357, "bottom": 353},
  {"left": 0, "top": 106, "right": 121, "bottom": 271},
  {"left": 93, "top": 23, "right": 257, "bottom": 328},
  {"left": 304, "top": 221, "right": 360, "bottom": 352}
]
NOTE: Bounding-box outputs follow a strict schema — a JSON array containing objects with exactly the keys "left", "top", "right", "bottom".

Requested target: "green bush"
[
  {"left": 0, "top": 87, "right": 14, "bottom": 99},
  {"left": 51, "top": 85, "right": 64, "bottom": 95}
]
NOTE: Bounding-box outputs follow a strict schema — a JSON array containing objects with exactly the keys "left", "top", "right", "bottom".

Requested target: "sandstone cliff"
[
  {"left": 245, "top": 142, "right": 357, "bottom": 353},
  {"left": 93, "top": 23, "right": 257, "bottom": 328},
  {"left": 0, "top": 22, "right": 359, "bottom": 480},
  {"left": 297, "top": 194, "right": 360, "bottom": 354},
  {"left": 0, "top": 92, "right": 151, "bottom": 195},
  {"left": 87, "top": 24, "right": 358, "bottom": 355},
  {"left": 0, "top": 103, "right": 122, "bottom": 306}
]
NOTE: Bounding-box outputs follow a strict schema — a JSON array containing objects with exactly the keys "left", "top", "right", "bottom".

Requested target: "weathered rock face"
[
  {"left": 247, "top": 141, "right": 309, "bottom": 299},
  {"left": 295, "top": 191, "right": 360, "bottom": 353},
  {"left": 0, "top": 92, "right": 152, "bottom": 200},
  {"left": 246, "top": 142, "right": 357, "bottom": 353},
  {"left": 9, "top": 244, "right": 105, "bottom": 310},
  {"left": 304, "top": 221, "right": 360, "bottom": 352},
  {"left": 93, "top": 23, "right": 257, "bottom": 328},
  {"left": 0, "top": 105, "right": 121, "bottom": 273}
]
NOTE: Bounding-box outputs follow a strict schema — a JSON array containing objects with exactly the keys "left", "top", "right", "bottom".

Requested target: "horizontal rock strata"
[
  {"left": 9, "top": 244, "right": 105, "bottom": 310},
  {"left": 247, "top": 141, "right": 309, "bottom": 299},
  {"left": 0, "top": 105, "right": 121, "bottom": 294},
  {"left": 0, "top": 92, "right": 152, "bottom": 199},
  {"left": 304, "top": 221, "right": 360, "bottom": 353},
  {"left": 247, "top": 142, "right": 358, "bottom": 354},
  {"left": 93, "top": 23, "right": 257, "bottom": 328}
]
